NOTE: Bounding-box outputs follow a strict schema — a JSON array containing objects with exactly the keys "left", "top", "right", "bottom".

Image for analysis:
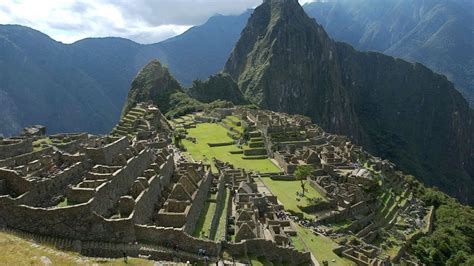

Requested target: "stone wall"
[
  {"left": 0, "top": 200, "right": 135, "bottom": 242},
  {"left": 308, "top": 179, "right": 329, "bottom": 198},
  {"left": 32, "top": 162, "right": 87, "bottom": 206},
  {"left": 223, "top": 239, "right": 311, "bottom": 265},
  {"left": 0, "top": 138, "right": 33, "bottom": 160},
  {"left": 91, "top": 149, "right": 153, "bottom": 217},
  {"left": 0, "top": 168, "right": 31, "bottom": 196},
  {"left": 66, "top": 187, "right": 95, "bottom": 204},
  {"left": 269, "top": 174, "right": 295, "bottom": 181},
  {"left": 184, "top": 170, "right": 214, "bottom": 234},
  {"left": 133, "top": 154, "right": 175, "bottom": 225},
  {"left": 85, "top": 137, "right": 129, "bottom": 165},
  {"left": 0, "top": 147, "right": 53, "bottom": 168},
  {"left": 209, "top": 174, "right": 226, "bottom": 239},
  {"left": 135, "top": 225, "right": 220, "bottom": 256},
  {"left": 133, "top": 174, "right": 162, "bottom": 224}
]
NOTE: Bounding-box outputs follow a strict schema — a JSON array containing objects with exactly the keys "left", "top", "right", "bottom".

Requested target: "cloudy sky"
[{"left": 0, "top": 0, "right": 316, "bottom": 44}]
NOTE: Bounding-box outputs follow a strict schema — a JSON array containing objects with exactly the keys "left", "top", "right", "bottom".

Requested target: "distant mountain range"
[
  {"left": 0, "top": 11, "right": 250, "bottom": 136},
  {"left": 304, "top": 0, "right": 474, "bottom": 106},
  {"left": 0, "top": 0, "right": 472, "bottom": 137}
]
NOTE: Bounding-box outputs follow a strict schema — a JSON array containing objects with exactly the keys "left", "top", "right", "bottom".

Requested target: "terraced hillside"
[{"left": 174, "top": 115, "right": 280, "bottom": 174}]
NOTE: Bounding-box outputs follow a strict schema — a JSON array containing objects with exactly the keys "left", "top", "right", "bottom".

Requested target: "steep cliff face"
[
  {"left": 305, "top": 0, "right": 474, "bottom": 106},
  {"left": 224, "top": 0, "right": 474, "bottom": 204},
  {"left": 225, "top": 0, "right": 363, "bottom": 140},
  {"left": 122, "top": 60, "right": 183, "bottom": 115}
]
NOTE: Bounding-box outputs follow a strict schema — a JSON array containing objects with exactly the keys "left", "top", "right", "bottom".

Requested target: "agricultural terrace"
[
  {"left": 257, "top": 177, "right": 353, "bottom": 265},
  {"left": 180, "top": 122, "right": 280, "bottom": 174},
  {"left": 259, "top": 176, "right": 325, "bottom": 219}
]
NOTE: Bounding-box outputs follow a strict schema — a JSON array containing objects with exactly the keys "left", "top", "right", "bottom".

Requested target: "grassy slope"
[{"left": 0, "top": 232, "right": 152, "bottom": 265}]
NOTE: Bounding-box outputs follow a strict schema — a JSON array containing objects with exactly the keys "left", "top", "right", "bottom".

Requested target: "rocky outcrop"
[
  {"left": 224, "top": 0, "right": 474, "bottom": 204},
  {"left": 122, "top": 60, "right": 183, "bottom": 116}
]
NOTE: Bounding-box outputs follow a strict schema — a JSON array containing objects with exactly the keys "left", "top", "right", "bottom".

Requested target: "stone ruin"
[
  {"left": 0, "top": 103, "right": 311, "bottom": 265},
  {"left": 229, "top": 107, "right": 435, "bottom": 265},
  {"left": 213, "top": 159, "right": 301, "bottom": 250}
]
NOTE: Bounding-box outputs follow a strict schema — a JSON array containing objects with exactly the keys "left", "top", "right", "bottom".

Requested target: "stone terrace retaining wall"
[
  {"left": 0, "top": 147, "right": 53, "bottom": 168},
  {"left": 184, "top": 170, "right": 214, "bottom": 234},
  {"left": 91, "top": 149, "right": 153, "bottom": 217},
  {"left": 135, "top": 225, "right": 219, "bottom": 255},
  {"left": 85, "top": 137, "right": 129, "bottom": 165},
  {"left": 133, "top": 154, "right": 174, "bottom": 224},
  {"left": 0, "top": 138, "right": 33, "bottom": 160},
  {"left": 0, "top": 168, "right": 31, "bottom": 196},
  {"left": 0, "top": 198, "right": 135, "bottom": 242},
  {"left": 0, "top": 220, "right": 311, "bottom": 264},
  {"left": 223, "top": 239, "right": 311, "bottom": 264}
]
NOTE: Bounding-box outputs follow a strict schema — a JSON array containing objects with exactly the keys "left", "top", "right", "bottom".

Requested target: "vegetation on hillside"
[
  {"left": 404, "top": 175, "right": 474, "bottom": 265},
  {"left": 188, "top": 73, "right": 248, "bottom": 105},
  {"left": 122, "top": 60, "right": 183, "bottom": 116},
  {"left": 165, "top": 92, "right": 233, "bottom": 119}
]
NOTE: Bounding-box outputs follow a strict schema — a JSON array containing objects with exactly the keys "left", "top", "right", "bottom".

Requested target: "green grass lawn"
[
  {"left": 290, "top": 235, "right": 306, "bottom": 252},
  {"left": 295, "top": 226, "right": 354, "bottom": 266},
  {"left": 193, "top": 201, "right": 216, "bottom": 238},
  {"left": 32, "top": 137, "right": 52, "bottom": 151},
  {"left": 56, "top": 198, "right": 68, "bottom": 207},
  {"left": 328, "top": 219, "right": 353, "bottom": 231},
  {"left": 223, "top": 116, "right": 244, "bottom": 134},
  {"left": 215, "top": 188, "right": 230, "bottom": 241},
  {"left": 258, "top": 176, "right": 353, "bottom": 265},
  {"left": 182, "top": 123, "right": 280, "bottom": 173},
  {"left": 259, "top": 176, "right": 325, "bottom": 219},
  {"left": 249, "top": 255, "right": 274, "bottom": 266}
]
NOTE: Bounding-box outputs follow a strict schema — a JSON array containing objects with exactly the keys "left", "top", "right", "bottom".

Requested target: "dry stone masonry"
[{"left": 0, "top": 103, "right": 313, "bottom": 265}]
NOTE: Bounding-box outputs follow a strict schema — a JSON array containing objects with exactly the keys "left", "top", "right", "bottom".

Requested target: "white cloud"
[{"left": 0, "top": 0, "right": 315, "bottom": 44}]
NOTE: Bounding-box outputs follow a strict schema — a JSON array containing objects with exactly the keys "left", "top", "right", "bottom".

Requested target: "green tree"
[
  {"left": 294, "top": 165, "right": 314, "bottom": 197},
  {"left": 173, "top": 132, "right": 183, "bottom": 150}
]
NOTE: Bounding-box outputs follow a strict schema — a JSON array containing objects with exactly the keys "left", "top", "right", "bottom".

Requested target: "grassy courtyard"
[
  {"left": 193, "top": 201, "right": 216, "bottom": 238},
  {"left": 295, "top": 226, "right": 355, "bottom": 266},
  {"left": 258, "top": 176, "right": 353, "bottom": 265},
  {"left": 259, "top": 176, "right": 325, "bottom": 219},
  {"left": 181, "top": 123, "right": 280, "bottom": 173},
  {"left": 215, "top": 188, "right": 231, "bottom": 241},
  {"left": 177, "top": 118, "right": 351, "bottom": 265}
]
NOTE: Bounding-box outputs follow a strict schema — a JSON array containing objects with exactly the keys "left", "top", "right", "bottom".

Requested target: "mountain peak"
[
  {"left": 122, "top": 60, "right": 183, "bottom": 115},
  {"left": 224, "top": 0, "right": 474, "bottom": 205},
  {"left": 263, "top": 0, "right": 300, "bottom": 6}
]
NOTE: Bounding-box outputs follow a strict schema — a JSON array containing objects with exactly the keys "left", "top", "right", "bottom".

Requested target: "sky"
[{"left": 0, "top": 0, "right": 317, "bottom": 44}]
